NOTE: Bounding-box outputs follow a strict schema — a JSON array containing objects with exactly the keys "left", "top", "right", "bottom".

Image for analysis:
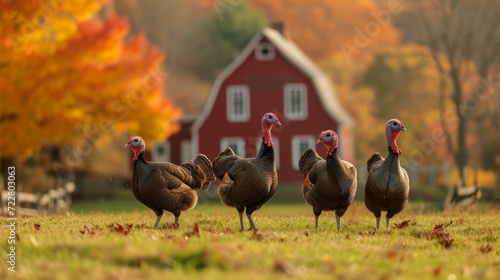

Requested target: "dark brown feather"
[
  {"left": 132, "top": 152, "right": 215, "bottom": 221},
  {"left": 213, "top": 139, "right": 278, "bottom": 213},
  {"left": 300, "top": 148, "right": 357, "bottom": 225}
]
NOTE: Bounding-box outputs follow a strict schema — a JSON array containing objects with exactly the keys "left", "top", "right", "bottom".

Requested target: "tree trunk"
[
  {"left": 450, "top": 64, "right": 468, "bottom": 185},
  {"left": 0, "top": 157, "right": 14, "bottom": 191}
]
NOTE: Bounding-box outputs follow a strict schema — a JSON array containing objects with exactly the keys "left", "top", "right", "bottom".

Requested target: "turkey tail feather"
[
  {"left": 367, "top": 153, "right": 384, "bottom": 171},
  {"left": 298, "top": 148, "right": 323, "bottom": 176},
  {"left": 194, "top": 154, "right": 215, "bottom": 190}
]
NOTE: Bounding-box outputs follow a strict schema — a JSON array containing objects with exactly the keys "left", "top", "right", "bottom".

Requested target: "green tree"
[{"left": 191, "top": 1, "right": 268, "bottom": 81}]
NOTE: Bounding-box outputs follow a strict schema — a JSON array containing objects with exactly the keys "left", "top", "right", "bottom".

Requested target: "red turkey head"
[
  {"left": 125, "top": 136, "right": 146, "bottom": 161},
  {"left": 317, "top": 130, "right": 338, "bottom": 156},
  {"left": 385, "top": 119, "right": 406, "bottom": 155},
  {"left": 261, "top": 113, "right": 281, "bottom": 147},
  {"left": 261, "top": 113, "right": 281, "bottom": 127}
]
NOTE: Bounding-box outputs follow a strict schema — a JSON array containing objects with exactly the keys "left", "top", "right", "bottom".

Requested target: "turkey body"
[
  {"left": 364, "top": 152, "right": 409, "bottom": 229},
  {"left": 364, "top": 119, "right": 409, "bottom": 230},
  {"left": 213, "top": 142, "right": 278, "bottom": 231},
  {"left": 128, "top": 137, "right": 214, "bottom": 229},
  {"left": 300, "top": 148, "right": 357, "bottom": 230}
]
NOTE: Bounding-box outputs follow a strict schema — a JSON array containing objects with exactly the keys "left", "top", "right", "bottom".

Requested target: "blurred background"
[{"left": 1, "top": 0, "right": 499, "bottom": 214}]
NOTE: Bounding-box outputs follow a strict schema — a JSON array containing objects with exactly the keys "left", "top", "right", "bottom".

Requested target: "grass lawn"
[{"left": 1, "top": 195, "right": 499, "bottom": 280}]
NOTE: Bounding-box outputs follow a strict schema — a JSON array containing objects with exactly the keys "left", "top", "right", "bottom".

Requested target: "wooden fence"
[{"left": 1, "top": 182, "right": 75, "bottom": 217}]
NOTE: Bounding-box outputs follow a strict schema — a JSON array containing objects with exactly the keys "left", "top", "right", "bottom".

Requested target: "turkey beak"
[
  {"left": 275, "top": 120, "right": 281, "bottom": 126},
  {"left": 401, "top": 126, "right": 407, "bottom": 132},
  {"left": 124, "top": 142, "right": 130, "bottom": 148}
]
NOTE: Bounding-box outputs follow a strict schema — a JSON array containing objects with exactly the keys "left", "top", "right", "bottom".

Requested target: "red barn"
[{"left": 184, "top": 27, "right": 354, "bottom": 183}]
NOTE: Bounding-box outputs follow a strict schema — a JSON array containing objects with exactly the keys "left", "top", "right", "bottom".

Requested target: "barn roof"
[
  {"left": 192, "top": 27, "right": 354, "bottom": 141},
  {"left": 262, "top": 28, "right": 354, "bottom": 126}
]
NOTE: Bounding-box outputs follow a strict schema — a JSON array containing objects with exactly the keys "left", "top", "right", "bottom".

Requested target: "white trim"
[
  {"left": 180, "top": 140, "right": 192, "bottom": 163},
  {"left": 221, "top": 137, "right": 246, "bottom": 157},
  {"left": 152, "top": 141, "right": 171, "bottom": 162},
  {"left": 226, "top": 85, "right": 250, "bottom": 122},
  {"left": 284, "top": 83, "right": 308, "bottom": 120},
  {"left": 256, "top": 137, "right": 280, "bottom": 169},
  {"left": 291, "top": 135, "right": 316, "bottom": 170},
  {"left": 255, "top": 42, "right": 275, "bottom": 61}
]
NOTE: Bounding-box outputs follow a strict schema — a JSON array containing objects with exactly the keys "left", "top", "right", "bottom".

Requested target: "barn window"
[
  {"left": 255, "top": 43, "right": 275, "bottom": 61},
  {"left": 291, "top": 135, "right": 316, "bottom": 170},
  {"left": 221, "top": 137, "right": 245, "bottom": 157},
  {"left": 180, "top": 140, "right": 192, "bottom": 163},
  {"left": 152, "top": 141, "right": 171, "bottom": 162},
  {"left": 284, "top": 84, "right": 307, "bottom": 120},
  {"left": 256, "top": 137, "right": 280, "bottom": 169},
  {"left": 227, "top": 85, "right": 250, "bottom": 122}
]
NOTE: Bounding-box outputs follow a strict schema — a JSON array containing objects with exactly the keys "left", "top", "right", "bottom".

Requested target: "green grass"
[{"left": 1, "top": 198, "right": 499, "bottom": 280}]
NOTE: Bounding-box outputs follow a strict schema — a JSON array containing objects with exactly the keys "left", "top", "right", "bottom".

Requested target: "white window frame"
[
  {"left": 221, "top": 137, "right": 246, "bottom": 157},
  {"left": 227, "top": 85, "right": 250, "bottom": 122},
  {"left": 152, "top": 141, "right": 171, "bottom": 162},
  {"left": 291, "top": 135, "right": 316, "bottom": 170},
  {"left": 180, "top": 140, "right": 192, "bottom": 163},
  {"left": 256, "top": 137, "right": 280, "bottom": 169},
  {"left": 255, "top": 42, "right": 276, "bottom": 61},
  {"left": 284, "top": 83, "right": 308, "bottom": 120}
]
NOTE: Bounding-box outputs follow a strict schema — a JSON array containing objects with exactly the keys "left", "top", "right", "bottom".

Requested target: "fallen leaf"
[
  {"left": 184, "top": 223, "right": 201, "bottom": 238},
  {"left": 396, "top": 219, "right": 416, "bottom": 229},
  {"left": 272, "top": 260, "right": 292, "bottom": 274},
  {"left": 251, "top": 229, "right": 265, "bottom": 241},
  {"left": 433, "top": 221, "right": 454, "bottom": 248},
  {"left": 109, "top": 223, "right": 131, "bottom": 235},
  {"left": 34, "top": 223, "right": 41, "bottom": 231},
  {"left": 479, "top": 244, "right": 493, "bottom": 254},
  {"left": 432, "top": 266, "right": 442, "bottom": 277},
  {"left": 80, "top": 225, "right": 102, "bottom": 236}
]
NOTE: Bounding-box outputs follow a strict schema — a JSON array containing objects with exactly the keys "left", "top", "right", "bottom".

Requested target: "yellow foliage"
[
  {"left": 448, "top": 168, "right": 497, "bottom": 188},
  {"left": 0, "top": 0, "right": 180, "bottom": 159}
]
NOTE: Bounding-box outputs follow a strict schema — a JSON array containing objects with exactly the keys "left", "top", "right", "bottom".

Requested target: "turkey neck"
[
  {"left": 326, "top": 148, "right": 347, "bottom": 179},
  {"left": 136, "top": 152, "right": 147, "bottom": 165},
  {"left": 256, "top": 137, "right": 275, "bottom": 167},
  {"left": 382, "top": 150, "right": 403, "bottom": 181}
]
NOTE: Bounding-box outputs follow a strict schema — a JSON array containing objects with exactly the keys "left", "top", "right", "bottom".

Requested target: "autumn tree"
[
  {"left": 0, "top": 0, "right": 180, "bottom": 184},
  {"left": 398, "top": 0, "right": 500, "bottom": 185},
  {"left": 362, "top": 45, "right": 449, "bottom": 165},
  {"left": 250, "top": 0, "right": 400, "bottom": 62}
]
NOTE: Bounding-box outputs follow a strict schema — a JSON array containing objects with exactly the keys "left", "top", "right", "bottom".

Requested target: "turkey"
[
  {"left": 212, "top": 112, "right": 281, "bottom": 231},
  {"left": 299, "top": 130, "right": 357, "bottom": 230},
  {"left": 364, "top": 119, "right": 409, "bottom": 230},
  {"left": 125, "top": 136, "right": 215, "bottom": 229}
]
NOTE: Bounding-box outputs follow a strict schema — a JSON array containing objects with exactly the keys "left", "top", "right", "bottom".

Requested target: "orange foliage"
[
  {"left": 0, "top": 0, "right": 180, "bottom": 158},
  {"left": 251, "top": 0, "right": 400, "bottom": 61}
]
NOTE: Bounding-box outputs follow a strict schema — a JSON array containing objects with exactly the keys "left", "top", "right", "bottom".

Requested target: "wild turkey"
[
  {"left": 212, "top": 112, "right": 281, "bottom": 231},
  {"left": 125, "top": 136, "right": 215, "bottom": 229},
  {"left": 364, "top": 119, "right": 410, "bottom": 230},
  {"left": 299, "top": 130, "right": 357, "bottom": 230}
]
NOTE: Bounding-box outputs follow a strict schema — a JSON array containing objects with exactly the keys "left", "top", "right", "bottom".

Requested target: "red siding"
[
  {"left": 198, "top": 37, "right": 348, "bottom": 183},
  {"left": 167, "top": 120, "right": 193, "bottom": 164}
]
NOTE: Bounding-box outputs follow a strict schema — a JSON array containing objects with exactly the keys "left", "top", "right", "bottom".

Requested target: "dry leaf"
[
  {"left": 396, "top": 219, "right": 416, "bottom": 229},
  {"left": 479, "top": 244, "right": 493, "bottom": 254}
]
